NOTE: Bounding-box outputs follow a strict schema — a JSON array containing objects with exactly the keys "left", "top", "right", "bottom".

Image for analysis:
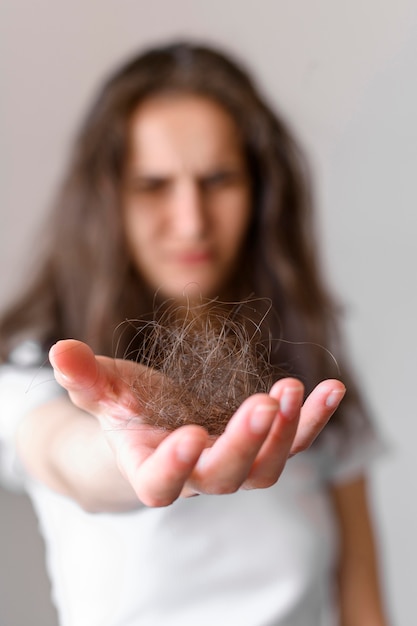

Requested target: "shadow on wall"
[{"left": 0, "top": 486, "right": 58, "bottom": 626}]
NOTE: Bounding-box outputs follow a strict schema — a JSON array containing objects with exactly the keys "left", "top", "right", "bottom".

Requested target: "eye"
[
  {"left": 200, "top": 170, "right": 242, "bottom": 190},
  {"left": 128, "top": 176, "right": 170, "bottom": 194}
]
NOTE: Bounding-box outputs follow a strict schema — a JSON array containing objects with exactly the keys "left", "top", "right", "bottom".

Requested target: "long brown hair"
[{"left": 0, "top": 41, "right": 367, "bottom": 429}]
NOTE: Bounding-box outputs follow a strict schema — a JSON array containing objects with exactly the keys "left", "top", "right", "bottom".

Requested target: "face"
[{"left": 122, "top": 94, "right": 252, "bottom": 300}]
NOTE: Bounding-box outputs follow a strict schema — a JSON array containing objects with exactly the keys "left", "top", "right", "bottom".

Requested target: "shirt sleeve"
[
  {"left": 318, "top": 407, "right": 389, "bottom": 486},
  {"left": 0, "top": 344, "right": 64, "bottom": 491}
]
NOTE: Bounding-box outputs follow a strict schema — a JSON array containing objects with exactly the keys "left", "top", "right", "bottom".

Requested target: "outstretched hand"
[{"left": 49, "top": 339, "right": 345, "bottom": 507}]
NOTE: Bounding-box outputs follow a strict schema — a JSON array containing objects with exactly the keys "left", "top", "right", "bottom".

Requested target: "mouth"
[{"left": 172, "top": 250, "right": 213, "bottom": 264}]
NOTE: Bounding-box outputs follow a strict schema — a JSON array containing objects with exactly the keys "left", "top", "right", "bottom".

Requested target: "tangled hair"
[
  {"left": 0, "top": 40, "right": 370, "bottom": 436},
  {"left": 122, "top": 298, "right": 278, "bottom": 435}
]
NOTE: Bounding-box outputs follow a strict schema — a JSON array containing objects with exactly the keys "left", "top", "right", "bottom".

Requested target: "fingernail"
[
  {"left": 325, "top": 389, "right": 345, "bottom": 409},
  {"left": 52, "top": 364, "right": 73, "bottom": 383},
  {"left": 280, "top": 387, "right": 303, "bottom": 419},
  {"left": 176, "top": 439, "right": 196, "bottom": 464},
  {"left": 250, "top": 404, "right": 278, "bottom": 434}
]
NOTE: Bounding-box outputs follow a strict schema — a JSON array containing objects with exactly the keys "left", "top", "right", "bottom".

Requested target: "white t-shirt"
[{"left": 0, "top": 346, "right": 383, "bottom": 626}]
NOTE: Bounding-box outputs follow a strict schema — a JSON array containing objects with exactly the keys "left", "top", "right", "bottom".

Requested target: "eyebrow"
[
  {"left": 126, "top": 174, "right": 172, "bottom": 190},
  {"left": 126, "top": 167, "right": 247, "bottom": 189}
]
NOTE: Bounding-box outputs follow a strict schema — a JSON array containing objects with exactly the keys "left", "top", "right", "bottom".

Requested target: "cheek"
[
  {"left": 124, "top": 206, "right": 157, "bottom": 252},
  {"left": 123, "top": 214, "right": 153, "bottom": 279},
  {"left": 218, "top": 193, "right": 252, "bottom": 249}
]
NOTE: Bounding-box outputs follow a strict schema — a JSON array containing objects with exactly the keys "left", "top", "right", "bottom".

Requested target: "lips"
[{"left": 172, "top": 250, "right": 213, "bottom": 264}]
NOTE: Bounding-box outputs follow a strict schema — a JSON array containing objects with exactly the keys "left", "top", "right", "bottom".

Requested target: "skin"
[
  {"left": 331, "top": 478, "right": 389, "bottom": 625},
  {"left": 122, "top": 94, "right": 252, "bottom": 299},
  {"left": 16, "top": 94, "right": 388, "bottom": 624}
]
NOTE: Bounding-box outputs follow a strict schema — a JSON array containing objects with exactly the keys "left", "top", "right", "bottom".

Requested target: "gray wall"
[{"left": 1, "top": 2, "right": 416, "bottom": 624}]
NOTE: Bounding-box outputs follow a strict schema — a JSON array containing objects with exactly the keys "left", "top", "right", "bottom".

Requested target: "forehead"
[{"left": 126, "top": 94, "right": 244, "bottom": 173}]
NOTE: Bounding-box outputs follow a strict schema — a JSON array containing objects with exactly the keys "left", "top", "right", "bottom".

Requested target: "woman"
[{"left": 0, "top": 42, "right": 387, "bottom": 625}]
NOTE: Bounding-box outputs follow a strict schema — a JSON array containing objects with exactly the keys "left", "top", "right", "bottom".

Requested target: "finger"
[
  {"left": 118, "top": 425, "right": 208, "bottom": 507},
  {"left": 49, "top": 340, "right": 147, "bottom": 424},
  {"left": 289, "top": 379, "right": 346, "bottom": 455},
  {"left": 244, "top": 379, "right": 304, "bottom": 487},
  {"left": 189, "top": 394, "right": 279, "bottom": 495},
  {"left": 49, "top": 340, "right": 100, "bottom": 394}
]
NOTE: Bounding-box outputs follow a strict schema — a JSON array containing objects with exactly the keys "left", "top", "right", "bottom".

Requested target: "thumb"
[{"left": 49, "top": 340, "right": 147, "bottom": 424}]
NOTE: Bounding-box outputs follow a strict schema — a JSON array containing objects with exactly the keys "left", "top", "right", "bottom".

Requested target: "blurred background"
[{"left": 1, "top": 1, "right": 416, "bottom": 624}]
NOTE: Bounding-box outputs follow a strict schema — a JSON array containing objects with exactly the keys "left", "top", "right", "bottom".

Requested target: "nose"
[{"left": 170, "top": 179, "right": 207, "bottom": 241}]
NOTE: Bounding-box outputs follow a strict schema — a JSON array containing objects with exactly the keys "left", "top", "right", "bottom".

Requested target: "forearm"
[
  {"left": 337, "top": 540, "right": 388, "bottom": 626},
  {"left": 16, "top": 395, "right": 140, "bottom": 512},
  {"left": 331, "top": 477, "right": 389, "bottom": 626}
]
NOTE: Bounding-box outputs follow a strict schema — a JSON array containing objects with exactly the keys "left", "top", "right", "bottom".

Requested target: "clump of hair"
[{"left": 121, "top": 297, "right": 278, "bottom": 436}]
